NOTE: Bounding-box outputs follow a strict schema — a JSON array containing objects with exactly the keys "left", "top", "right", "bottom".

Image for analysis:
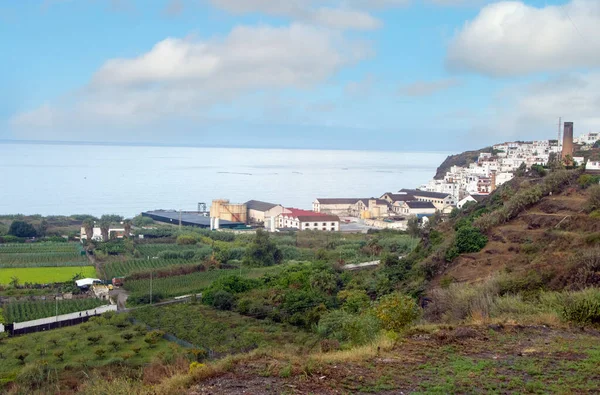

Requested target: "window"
[
  {"left": 322, "top": 223, "right": 326, "bottom": 226},
  {"left": 305, "top": 223, "right": 310, "bottom": 227},
  {"left": 314, "top": 223, "right": 318, "bottom": 226},
  {"left": 331, "top": 223, "right": 335, "bottom": 226},
  {"left": 323, "top": 228, "right": 326, "bottom": 231},
  {"left": 331, "top": 227, "right": 335, "bottom": 231}
]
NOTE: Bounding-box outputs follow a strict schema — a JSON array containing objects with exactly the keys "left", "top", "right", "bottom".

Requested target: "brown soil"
[
  {"left": 433, "top": 188, "right": 598, "bottom": 286},
  {"left": 188, "top": 325, "right": 600, "bottom": 394}
]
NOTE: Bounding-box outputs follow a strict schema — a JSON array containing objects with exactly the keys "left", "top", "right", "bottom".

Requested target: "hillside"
[
  {"left": 433, "top": 146, "right": 491, "bottom": 180},
  {"left": 423, "top": 169, "right": 600, "bottom": 291}
]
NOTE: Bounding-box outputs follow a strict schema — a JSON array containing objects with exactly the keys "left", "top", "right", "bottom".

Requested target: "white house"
[
  {"left": 80, "top": 227, "right": 127, "bottom": 242},
  {"left": 278, "top": 208, "right": 340, "bottom": 232},
  {"left": 313, "top": 198, "right": 365, "bottom": 217},
  {"left": 586, "top": 161, "right": 600, "bottom": 171}
]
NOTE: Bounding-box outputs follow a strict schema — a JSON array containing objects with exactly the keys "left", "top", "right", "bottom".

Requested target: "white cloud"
[
  {"left": 10, "top": 24, "right": 371, "bottom": 136},
  {"left": 208, "top": 0, "right": 403, "bottom": 30},
  {"left": 344, "top": 73, "right": 375, "bottom": 95},
  {"left": 399, "top": 78, "right": 460, "bottom": 96},
  {"left": 447, "top": 0, "right": 600, "bottom": 76}
]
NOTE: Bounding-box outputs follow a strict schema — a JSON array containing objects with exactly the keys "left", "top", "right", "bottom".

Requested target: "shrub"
[
  {"left": 8, "top": 221, "right": 37, "bottom": 238},
  {"left": 455, "top": 226, "right": 488, "bottom": 253},
  {"left": 16, "top": 363, "right": 50, "bottom": 388},
  {"left": 374, "top": 293, "right": 420, "bottom": 332},
  {"left": 316, "top": 310, "right": 381, "bottom": 346},
  {"left": 337, "top": 289, "right": 370, "bottom": 314},
  {"left": 144, "top": 330, "right": 165, "bottom": 348},
  {"left": 211, "top": 290, "right": 234, "bottom": 311},
  {"left": 95, "top": 347, "right": 107, "bottom": 359},
  {"left": 176, "top": 234, "right": 197, "bottom": 245},
  {"left": 586, "top": 185, "right": 600, "bottom": 213},
  {"left": 578, "top": 174, "right": 600, "bottom": 189},
  {"left": 562, "top": 289, "right": 600, "bottom": 324}
]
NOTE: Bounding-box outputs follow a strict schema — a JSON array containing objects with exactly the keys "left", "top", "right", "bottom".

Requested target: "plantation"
[
  {"left": 103, "top": 258, "right": 204, "bottom": 280},
  {"left": 132, "top": 304, "right": 317, "bottom": 355},
  {"left": 0, "top": 312, "right": 176, "bottom": 391},
  {"left": 125, "top": 265, "right": 288, "bottom": 302},
  {"left": 135, "top": 243, "right": 211, "bottom": 258},
  {"left": 0, "top": 242, "right": 88, "bottom": 268},
  {"left": 0, "top": 266, "right": 97, "bottom": 285},
  {"left": 3, "top": 298, "right": 109, "bottom": 323}
]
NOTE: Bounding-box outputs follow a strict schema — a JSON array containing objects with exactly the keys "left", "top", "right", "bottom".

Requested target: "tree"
[
  {"left": 515, "top": 162, "right": 527, "bottom": 176},
  {"left": 212, "top": 290, "right": 234, "bottom": 310},
  {"left": 108, "top": 340, "right": 121, "bottom": 351},
  {"left": 123, "top": 219, "right": 132, "bottom": 239},
  {"left": 82, "top": 219, "right": 94, "bottom": 244},
  {"left": 8, "top": 221, "right": 37, "bottom": 238},
  {"left": 406, "top": 217, "right": 420, "bottom": 238},
  {"left": 9, "top": 276, "right": 19, "bottom": 287},
  {"left": 37, "top": 219, "right": 49, "bottom": 237},
  {"left": 243, "top": 229, "right": 283, "bottom": 267},
  {"left": 99, "top": 220, "right": 110, "bottom": 242},
  {"left": 455, "top": 226, "right": 488, "bottom": 253},
  {"left": 586, "top": 185, "right": 600, "bottom": 213}
]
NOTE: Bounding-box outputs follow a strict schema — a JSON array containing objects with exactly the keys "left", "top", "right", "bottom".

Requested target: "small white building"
[
  {"left": 80, "top": 227, "right": 127, "bottom": 242},
  {"left": 586, "top": 161, "right": 600, "bottom": 171}
]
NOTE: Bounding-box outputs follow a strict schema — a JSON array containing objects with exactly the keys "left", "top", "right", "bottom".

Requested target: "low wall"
[
  {"left": 5, "top": 305, "right": 117, "bottom": 335},
  {"left": 363, "top": 219, "right": 407, "bottom": 230}
]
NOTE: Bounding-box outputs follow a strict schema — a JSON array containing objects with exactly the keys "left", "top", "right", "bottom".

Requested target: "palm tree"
[
  {"left": 82, "top": 220, "right": 94, "bottom": 245},
  {"left": 123, "top": 219, "right": 132, "bottom": 239},
  {"left": 99, "top": 220, "right": 110, "bottom": 242}
]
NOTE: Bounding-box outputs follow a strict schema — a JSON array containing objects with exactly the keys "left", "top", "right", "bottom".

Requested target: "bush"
[
  {"left": 244, "top": 229, "right": 283, "bottom": 267},
  {"left": 578, "top": 174, "right": 600, "bottom": 189},
  {"left": 176, "top": 234, "right": 197, "bottom": 245},
  {"left": 211, "top": 290, "right": 234, "bottom": 311},
  {"left": 586, "top": 185, "right": 600, "bottom": 213},
  {"left": 562, "top": 289, "right": 600, "bottom": 324},
  {"left": 316, "top": 310, "right": 381, "bottom": 346},
  {"left": 374, "top": 293, "right": 420, "bottom": 331},
  {"left": 337, "top": 289, "right": 370, "bottom": 314},
  {"left": 455, "top": 226, "right": 488, "bottom": 253}
]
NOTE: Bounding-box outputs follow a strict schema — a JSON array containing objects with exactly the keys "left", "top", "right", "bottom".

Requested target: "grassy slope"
[
  {"left": 0, "top": 313, "right": 175, "bottom": 389},
  {"left": 430, "top": 177, "right": 599, "bottom": 288}
]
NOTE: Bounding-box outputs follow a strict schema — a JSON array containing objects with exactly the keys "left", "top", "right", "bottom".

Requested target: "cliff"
[{"left": 434, "top": 146, "right": 492, "bottom": 180}]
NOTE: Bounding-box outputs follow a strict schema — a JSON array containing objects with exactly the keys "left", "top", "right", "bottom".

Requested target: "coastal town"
[{"left": 125, "top": 128, "right": 600, "bottom": 236}]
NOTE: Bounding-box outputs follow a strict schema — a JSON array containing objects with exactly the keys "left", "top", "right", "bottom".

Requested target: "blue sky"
[{"left": 1, "top": 0, "right": 599, "bottom": 151}]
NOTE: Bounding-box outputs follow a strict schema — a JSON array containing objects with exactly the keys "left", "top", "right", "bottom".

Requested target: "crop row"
[
  {"left": 0, "top": 243, "right": 82, "bottom": 254},
  {"left": 103, "top": 258, "right": 202, "bottom": 280},
  {"left": 135, "top": 244, "right": 209, "bottom": 257},
  {"left": 3, "top": 298, "right": 108, "bottom": 323},
  {"left": 125, "top": 266, "right": 286, "bottom": 300},
  {"left": 0, "top": 252, "right": 88, "bottom": 267}
]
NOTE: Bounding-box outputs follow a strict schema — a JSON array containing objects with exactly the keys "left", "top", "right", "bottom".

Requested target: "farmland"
[
  {"left": 0, "top": 312, "right": 178, "bottom": 391},
  {"left": 125, "top": 265, "right": 288, "bottom": 300},
  {"left": 135, "top": 243, "right": 212, "bottom": 258},
  {"left": 132, "top": 304, "right": 317, "bottom": 355},
  {"left": 0, "top": 242, "right": 88, "bottom": 268},
  {"left": 103, "top": 258, "right": 204, "bottom": 280},
  {"left": 4, "top": 298, "right": 109, "bottom": 323},
  {"left": 0, "top": 266, "right": 97, "bottom": 285}
]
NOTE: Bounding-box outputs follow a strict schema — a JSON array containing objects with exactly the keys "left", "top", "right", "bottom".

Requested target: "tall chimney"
[
  {"left": 562, "top": 122, "right": 574, "bottom": 160},
  {"left": 490, "top": 171, "right": 497, "bottom": 192}
]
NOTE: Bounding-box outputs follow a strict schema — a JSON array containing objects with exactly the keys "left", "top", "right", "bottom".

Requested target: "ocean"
[{"left": 0, "top": 143, "right": 449, "bottom": 217}]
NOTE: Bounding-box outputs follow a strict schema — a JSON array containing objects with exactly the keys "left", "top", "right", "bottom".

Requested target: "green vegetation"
[
  {"left": 8, "top": 221, "right": 37, "bottom": 238},
  {"left": 0, "top": 312, "right": 175, "bottom": 390},
  {"left": 125, "top": 266, "right": 286, "bottom": 303},
  {"left": 0, "top": 266, "right": 96, "bottom": 285},
  {"left": 103, "top": 258, "right": 202, "bottom": 280},
  {"left": 4, "top": 299, "right": 108, "bottom": 323},
  {"left": 0, "top": 242, "right": 87, "bottom": 268},
  {"left": 131, "top": 304, "right": 317, "bottom": 355}
]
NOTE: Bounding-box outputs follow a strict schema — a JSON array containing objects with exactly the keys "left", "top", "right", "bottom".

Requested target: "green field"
[
  {"left": 0, "top": 266, "right": 96, "bottom": 284},
  {"left": 103, "top": 258, "right": 202, "bottom": 280},
  {"left": 4, "top": 299, "right": 109, "bottom": 323},
  {"left": 0, "top": 312, "right": 176, "bottom": 389},
  {"left": 0, "top": 242, "right": 88, "bottom": 268},
  {"left": 125, "top": 265, "right": 288, "bottom": 300}
]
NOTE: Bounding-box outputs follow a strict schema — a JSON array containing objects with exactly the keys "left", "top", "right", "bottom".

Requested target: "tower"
[{"left": 562, "top": 122, "right": 574, "bottom": 160}]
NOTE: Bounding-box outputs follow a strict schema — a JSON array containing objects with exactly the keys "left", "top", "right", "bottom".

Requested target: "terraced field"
[{"left": 0, "top": 242, "right": 88, "bottom": 268}]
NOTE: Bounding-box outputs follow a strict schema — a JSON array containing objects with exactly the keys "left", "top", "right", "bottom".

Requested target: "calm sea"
[{"left": 0, "top": 143, "right": 449, "bottom": 217}]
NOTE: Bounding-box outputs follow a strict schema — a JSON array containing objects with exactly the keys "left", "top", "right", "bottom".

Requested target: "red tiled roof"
[{"left": 281, "top": 208, "right": 339, "bottom": 222}]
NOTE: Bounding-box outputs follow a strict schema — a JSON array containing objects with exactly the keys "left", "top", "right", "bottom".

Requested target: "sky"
[{"left": 1, "top": 0, "right": 600, "bottom": 151}]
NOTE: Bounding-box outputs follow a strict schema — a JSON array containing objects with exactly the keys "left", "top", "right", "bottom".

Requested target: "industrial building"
[
  {"left": 210, "top": 199, "right": 247, "bottom": 223},
  {"left": 245, "top": 200, "right": 285, "bottom": 224},
  {"left": 142, "top": 210, "right": 244, "bottom": 229}
]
